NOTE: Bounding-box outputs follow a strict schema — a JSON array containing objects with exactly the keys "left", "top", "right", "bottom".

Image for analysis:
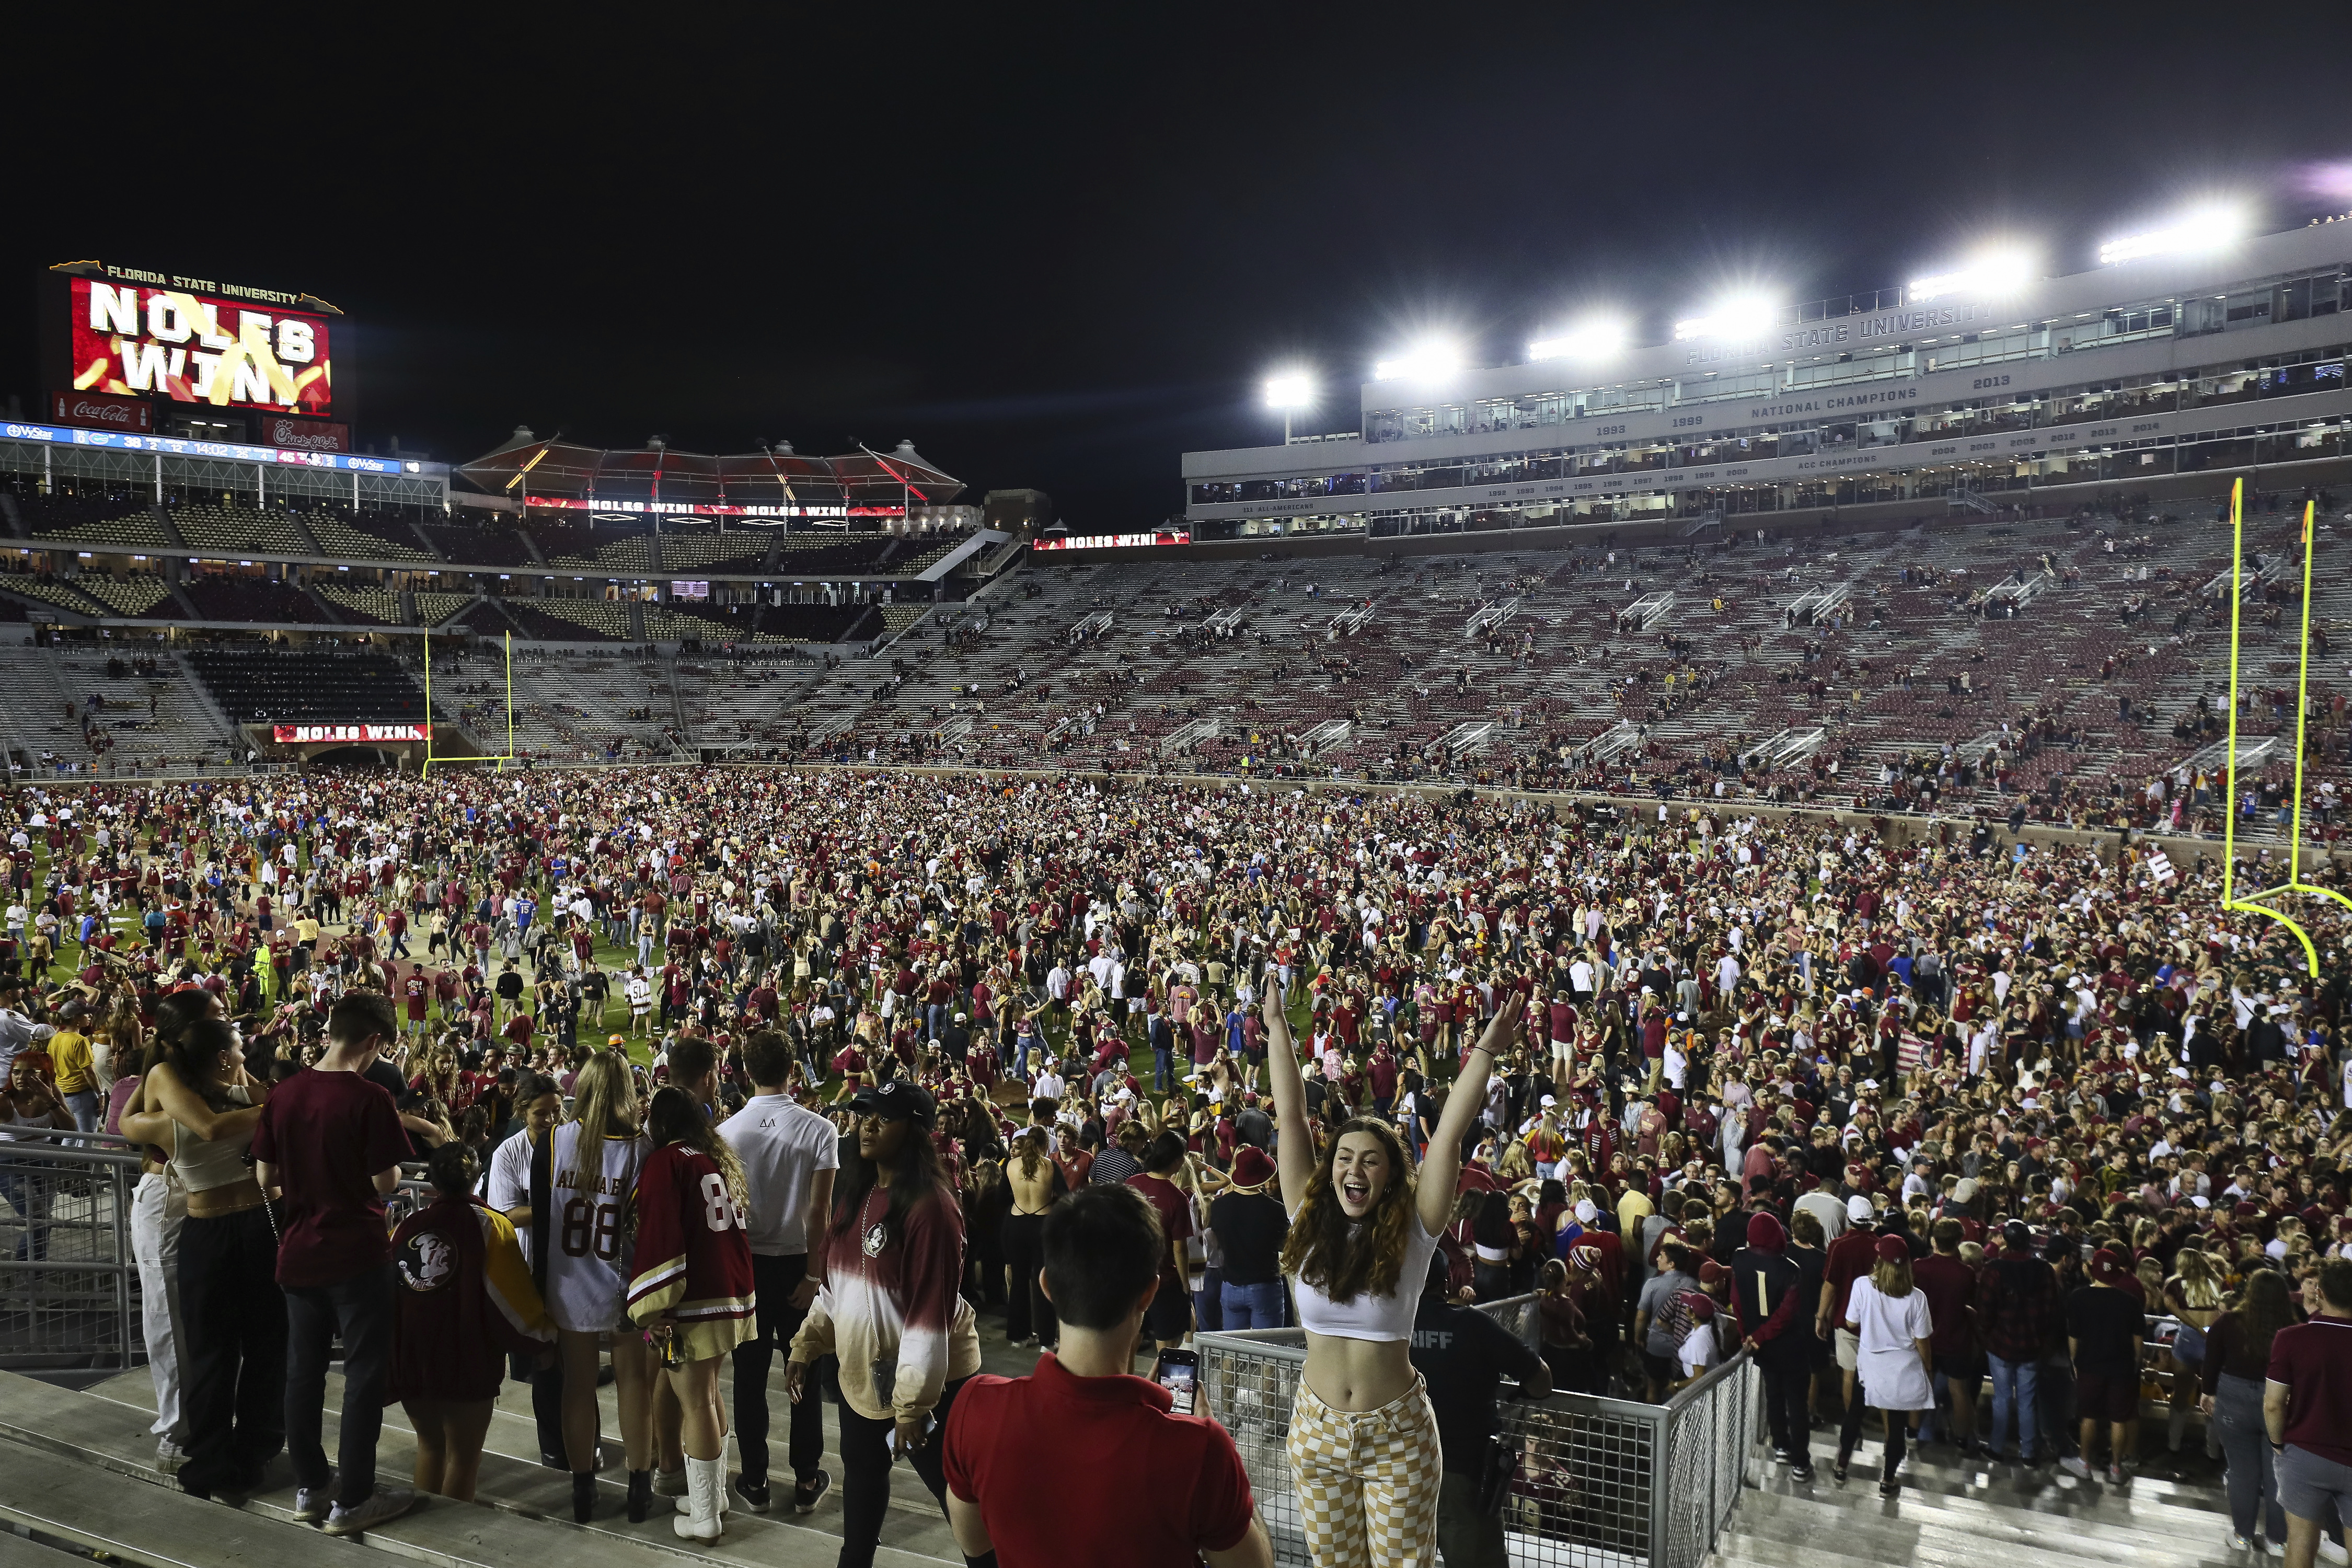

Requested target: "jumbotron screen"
[{"left": 69, "top": 277, "right": 336, "bottom": 417}]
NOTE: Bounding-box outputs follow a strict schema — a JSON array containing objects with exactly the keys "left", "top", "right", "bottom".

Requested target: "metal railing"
[
  {"left": 1196, "top": 1297, "right": 1755, "bottom": 1568},
  {"left": 0, "top": 1134, "right": 144, "bottom": 1374}
]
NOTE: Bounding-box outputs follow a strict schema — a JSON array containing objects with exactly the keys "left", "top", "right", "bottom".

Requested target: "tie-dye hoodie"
[{"left": 790, "top": 1183, "right": 981, "bottom": 1422}]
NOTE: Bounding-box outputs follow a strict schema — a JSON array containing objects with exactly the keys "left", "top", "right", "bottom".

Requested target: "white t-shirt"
[
  {"left": 1845, "top": 1276, "right": 1934, "bottom": 1411},
  {"left": 486, "top": 1126, "right": 534, "bottom": 1259},
  {"left": 719, "top": 1092, "right": 842, "bottom": 1256},
  {"left": 1679, "top": 1320, "right": 1720, "bottom": 1378}
]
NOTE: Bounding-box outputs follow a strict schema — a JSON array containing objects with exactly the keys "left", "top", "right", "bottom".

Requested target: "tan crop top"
[{"left": 170, "top": 1085, "right": 256, "bottom": 1193}]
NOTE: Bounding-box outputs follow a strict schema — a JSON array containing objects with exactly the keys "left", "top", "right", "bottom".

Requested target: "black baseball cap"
[{"left": 848, "top": 1079, "right": 937, "bottom": 1126}]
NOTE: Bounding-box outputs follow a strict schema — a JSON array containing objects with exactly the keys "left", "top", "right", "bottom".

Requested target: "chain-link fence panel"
[
  {"left": 1197, "top": 1333, "right": 1311, "bottom": 1563},
  {"left": 0, "top": 1142, "right": 142, "bottom": 1373},
  {"left": 1656, "top": 1358, "right": 1756, "bottom": 1568},
  {"left": 1496, "top": 1393, "right": 1660, "bottom": 1567},
  {"left": 1199, "top": 1299, "right": 1755, "bottom": 1568}
]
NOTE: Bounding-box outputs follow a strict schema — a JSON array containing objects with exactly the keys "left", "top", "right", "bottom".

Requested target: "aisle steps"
[
  {"left": 1711, "top": 1442, "right": 2244, "bottom": 1568},
  {"left": 0, "top": 1364, "right": 953, "bottom": 1568}
]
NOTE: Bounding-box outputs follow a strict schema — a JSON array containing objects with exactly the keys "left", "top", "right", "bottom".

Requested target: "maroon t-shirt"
[
  {"left": 251, "top": 1067, "right": 409, "bottom": 1288},
  {"left": 2267, "top": 1313, "right": 2352, "bottom": 1466},
  {"left": 1911, "top": 1253, "right": 1976, "bottom": 1355},
  {"left": 1126, "top": 1171, "right": 1195, "bottom": 1296}
]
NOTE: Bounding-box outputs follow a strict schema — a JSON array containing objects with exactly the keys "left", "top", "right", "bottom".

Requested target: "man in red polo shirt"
[{"left": 944, "top": 1183, "right": 1265, "bottom": 1568}]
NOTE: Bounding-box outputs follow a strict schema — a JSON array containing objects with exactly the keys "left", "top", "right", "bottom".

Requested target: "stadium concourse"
[{"left": 0, "top": 752, "right": 2347, "bottom": 1568}]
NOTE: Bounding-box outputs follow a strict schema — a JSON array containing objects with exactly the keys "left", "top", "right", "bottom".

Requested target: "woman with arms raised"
[{"left": 1265, "top": 982, "right": 1516, "bottom": 1568}]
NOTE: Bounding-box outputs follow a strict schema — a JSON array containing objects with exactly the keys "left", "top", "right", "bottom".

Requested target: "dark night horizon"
[{"left": 8, "top": 5, "right": 2351, "bottom": 527}]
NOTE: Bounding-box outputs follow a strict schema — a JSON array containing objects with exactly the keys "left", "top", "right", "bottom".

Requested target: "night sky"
[{"left": 9, "top": 6, "right": 2351, "bottom": 527}]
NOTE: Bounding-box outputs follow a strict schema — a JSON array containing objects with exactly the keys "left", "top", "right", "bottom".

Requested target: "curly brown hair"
[{"left": 1278, "top": 1117, "right": 1420, "bottom": 1304}]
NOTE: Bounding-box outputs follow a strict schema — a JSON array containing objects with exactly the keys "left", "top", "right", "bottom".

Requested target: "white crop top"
[{"left": 1288, "top": 1208, "right": 1444, "bottom": 1342}]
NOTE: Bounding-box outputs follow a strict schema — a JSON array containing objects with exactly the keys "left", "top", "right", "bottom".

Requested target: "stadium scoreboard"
[{"left": 42, "top": 260, "right": 347, "bottom": 432}]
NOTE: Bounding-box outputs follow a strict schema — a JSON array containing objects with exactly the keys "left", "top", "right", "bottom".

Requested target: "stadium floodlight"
[
  {"left": 1263, "top": 373, "right": 1313, "bottom": 409},
  {"left": 1263, "top": 371, "right": 1315, "bottom": 442},
  {"left": 1373, "top": 342, "right": 1462, "bottom": 383},
  {"left": 1907, "top": 247, "right": 2036, "bottom": 302},
  {"left": 1527, "top": 318, "right": 1627, "bottom": 362},
  {"left": 2097, "top": 205, "right": 2247, "bottom": 266},
  {"left": 1672, "top": 294, "right": 1781, "bottom": 342}
]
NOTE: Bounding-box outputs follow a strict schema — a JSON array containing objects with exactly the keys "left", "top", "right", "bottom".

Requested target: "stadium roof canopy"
[{"left": 456, "top": 432, "right": 962, "bottom": 513}]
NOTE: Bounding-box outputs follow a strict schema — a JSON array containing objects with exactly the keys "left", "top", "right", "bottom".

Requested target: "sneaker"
[
  {"left": 155, "top": 1437, "right": 187, "bottom": 1473},
  {"left": 2059, "top": 1456, "right": 2093, "bottom": 1480},
  {"left": 2257, "top": 1539, "right": 2285, "bottom": 1560},
  {"left": 321, "top": 1488, "right": 417, "bottom": 1537},
  {"left": 792, "top": 1470, "right": 832, "bottom": 1514},
  {"left": 1790, "top": 1464, "right": 1815, "bottom": 1485},
  {"left": 732, "top": 1475, "right": 772, "bottom": 1514},
  {"left": 2314, "top": 1537, "right": 2345, "bottom": 1565},
  {"left": 1895, "top": 1451, "right": 1913, "bottom": 1478},
  {"left": 2108, "top": 1462, "right": 2126, "bottom": 1486},
  {"left": 293, "top": 1488, "right": 332, "bottom": 1524},
  {"left": 1771, "top": 1447, "right": 1792, "bottom": 1466},
  {"left": 2226, "top": 1531, "right": 2254, "bottom": 1553},
  {"left": 1834, "top": 1450, "right": 1851, "bottom": 1484},
  {"left": 1879, "top": 1479, "right": 1899, "bottom": 1500}
]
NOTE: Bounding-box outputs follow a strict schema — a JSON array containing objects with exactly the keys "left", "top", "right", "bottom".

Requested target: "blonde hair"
[
  {"left": 567, "top": 1051, "right": 639, "bottom": 1195},
  {"left": 1871, "top": 1254, "right": 1914, "bottom": 1298}
]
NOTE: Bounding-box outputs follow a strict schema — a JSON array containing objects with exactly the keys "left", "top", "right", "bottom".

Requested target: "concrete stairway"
[
  {"left": 0, "top": 1359, "right": 958, "bottom": 1567},
  {"left": 1712, "top": 1436, "right": 2249, "bottom": 1568}
]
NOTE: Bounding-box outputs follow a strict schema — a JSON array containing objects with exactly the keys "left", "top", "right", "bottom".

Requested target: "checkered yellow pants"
[{"left": 1285, "top": 1372, "right": 1443, "bottom": 1568}]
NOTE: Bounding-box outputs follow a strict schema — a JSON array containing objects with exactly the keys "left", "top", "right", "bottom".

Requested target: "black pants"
[
  {"left": 836, "top": 1377, "right": 967, "bottom": 1568},
  {"left": 175, "top": 1207, "right": 287, "bottom": 1497},
  {"left": 732, "top": 1253, "right": 824, "bottom": 1489},
  {"left": 1838, "top": 1395, "right": 1908, "bottom": 1481},
  {"left": 999, "top": 1213, "right": 1052, "bottom": 1345},
  {"left": 1761, "top": 1359, "right": 1812, "bottom": 1467},
  {"left": 285, "top": 1261, "right": 396, "bottom": 1509},
  {"left": 511, "top": 1348, "right": 565, "bottom": 1463}
]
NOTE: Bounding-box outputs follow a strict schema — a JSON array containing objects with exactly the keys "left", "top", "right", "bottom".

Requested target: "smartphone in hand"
[{"left": 1151, "top": 1348, "right": 1200, "bottom": 1416}]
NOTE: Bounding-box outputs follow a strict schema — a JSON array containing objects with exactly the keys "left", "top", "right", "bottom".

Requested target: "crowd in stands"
[{"left": 0, "top": 761, "right": 2346, "bottom": 1566}]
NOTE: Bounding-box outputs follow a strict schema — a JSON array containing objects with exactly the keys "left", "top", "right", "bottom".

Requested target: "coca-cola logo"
[{"left": 49, "top": 391, "right": 153, "bottom": 433}]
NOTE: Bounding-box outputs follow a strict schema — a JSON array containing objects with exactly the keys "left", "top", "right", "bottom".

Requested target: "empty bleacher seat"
[
  {"left": 166, "top": 503, "right": 315, "bottom": 556},
  {"left": 502, "top": 598, "right": 637, "bottom": 641},
  {"left": 301, "top": 509, "right": 437, "bottom": 563},
  {"left": 316, "top": 582, "right": 403, "bottom": 625},
  {"left": 178, "top": 577, "right": 321, "bottom": 624},
  {"left": 188, "top": 648, "right": 430, "bottom": 724},
  {"left": 14, "top": 494, "right": 174, "bottom": 549},
  {"left": 418, "top": 523, "right": 539, "bottom": 567},
  {"left": 656, "top": 531, "right": 772, "bottom": 574}
]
